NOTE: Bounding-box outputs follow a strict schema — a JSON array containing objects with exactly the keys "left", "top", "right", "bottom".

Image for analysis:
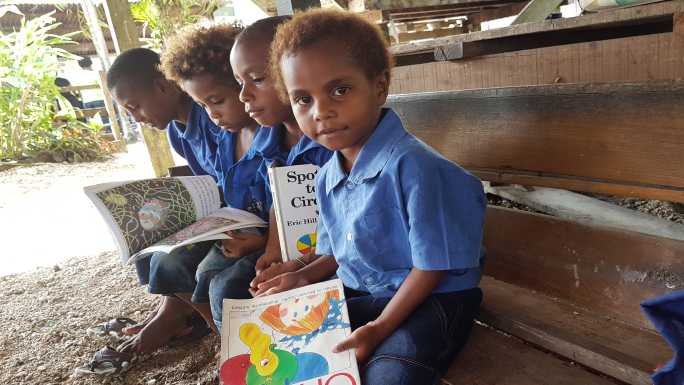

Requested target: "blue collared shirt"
[
  {"left": 166, "top": 101, "right": 222, "bottom": 180},
  {"left": 286, "top": 134, "right": 333, "bottom": 167},
  {"left": 215, "top": 126, "right": 289, "bottom": 221},
  {"left": 315, "top": 108, "right": 487, "bottom": 298}
]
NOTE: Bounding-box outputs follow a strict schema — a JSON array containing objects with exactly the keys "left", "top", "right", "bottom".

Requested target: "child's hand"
[
  {"left": 251, "top": 272, "right": 309, "bottom": 297},
  {"left": 221, "top": 231, "right": 267, "bottom": 259},
  {"left": 254, "top": 250, "right": 283, "bottom": 275},
  {"left": 251, "top": 260, "right": 302, "bottom": 291},
  {"left": 331, "top": 320, "right": 391, "bottom": 364}
]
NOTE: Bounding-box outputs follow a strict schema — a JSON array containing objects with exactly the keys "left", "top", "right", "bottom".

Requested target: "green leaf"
[
  {"left": 23, "top": 149, "right": 39, "bottom": 158},
  {"left": 52, "top": 154, "right": 63, "bottom": 162}
]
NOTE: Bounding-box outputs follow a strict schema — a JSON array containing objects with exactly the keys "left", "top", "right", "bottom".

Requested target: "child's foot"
[
  {"left": 121, "top": 298, "right": 164, "bottom": 335},
  {"left": 116, "top": 297, "right": 195, "bottom": 355}
]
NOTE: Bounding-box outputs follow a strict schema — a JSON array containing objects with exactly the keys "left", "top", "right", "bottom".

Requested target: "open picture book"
[
  {"left": 84, "top": 175, "right": 267, "bottom": 265},
  {"left": 220, "top": 278, "right": 361, "bottom": 385}
]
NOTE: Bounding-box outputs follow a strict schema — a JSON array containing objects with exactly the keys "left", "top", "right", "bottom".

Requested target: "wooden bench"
[{"left": 385, "top": 80, "right": 684, "bottom": 384}]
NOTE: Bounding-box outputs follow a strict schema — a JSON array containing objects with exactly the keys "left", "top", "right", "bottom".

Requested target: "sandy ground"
[{"left": 0, "top": 143, "right": 220, "bottom": 385}]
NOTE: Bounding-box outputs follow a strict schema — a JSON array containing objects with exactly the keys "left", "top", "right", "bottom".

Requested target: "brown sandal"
[{"left": 86, "top": 317, "right": 137, "bottom": 342}]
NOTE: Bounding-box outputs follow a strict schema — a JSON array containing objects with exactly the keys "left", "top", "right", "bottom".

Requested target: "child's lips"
[
  {"left": 319, "top": 127, "right": 345, "bottom": 138},
  {"left": 248, "top": 109, "right": 264, "bottom": 118}
]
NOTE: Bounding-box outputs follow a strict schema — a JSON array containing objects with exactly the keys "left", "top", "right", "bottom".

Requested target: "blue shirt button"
[
  {"left": 364, "top": 277, "right": 374, "bottom": 285},
  {"left": 346, "top": 182, "right": 355, "bottom": 189},
  {"left": 346, "top": 233, "right": 352, "bottom": 241}
]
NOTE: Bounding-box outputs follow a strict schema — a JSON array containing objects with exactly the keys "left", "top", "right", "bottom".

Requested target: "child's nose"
[
  {"left": 239, "top": 85, "right": 253, "bottom": 103},
  {"left": 314, "top": 101, "right": 333, "bottom": 121}
]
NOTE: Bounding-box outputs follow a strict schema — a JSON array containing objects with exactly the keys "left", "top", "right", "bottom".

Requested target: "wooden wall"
[{"left": 389, "top": 32, "right": 684, "bottom": 94}]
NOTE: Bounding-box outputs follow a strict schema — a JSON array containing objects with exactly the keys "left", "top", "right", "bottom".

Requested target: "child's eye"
[
  {"left": 333, "top": 87, "right": 350, "bottom": 96},
  {"left": 252, "top": 77, "right": 265, "bottom": 84},
  {"left": 295, "top": 96, "right": 312, "bottom": 106},
  {"left": 212, "top": 99, "right": 224, "bottom": 105}
]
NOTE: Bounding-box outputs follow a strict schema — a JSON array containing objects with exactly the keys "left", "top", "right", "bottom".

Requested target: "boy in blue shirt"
[
  {"left": 106, "top": 48, "right": 224, "bottom": 355},
  {"left": 256, "top": 9, "right": 487, "bottom": 384}
]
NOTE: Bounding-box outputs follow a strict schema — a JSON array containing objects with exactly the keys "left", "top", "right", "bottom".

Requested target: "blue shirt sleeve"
[
  {"left": 400, "top": 154, "right": 487, "bottom": 271},
  {"left": 313, "top": 171, "right": 333, "bottom": 256}
]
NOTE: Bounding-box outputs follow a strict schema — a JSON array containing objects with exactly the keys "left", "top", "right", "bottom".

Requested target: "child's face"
[
  {"left": 280, "top": 44, "right": 389, "bottom": 155},
  {"left": 183, "top": 75, "right": 255, "bottom": 132},
  {"left": 230, "top": 36, "right": 295, "bottom": 128},
  {"left": 110, "top": 78, "right": 178, "bottom": 130}
]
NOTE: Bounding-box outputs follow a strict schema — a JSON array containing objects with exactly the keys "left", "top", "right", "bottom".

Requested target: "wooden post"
[
  {"left": 103, "top": 0, "right": 176, "bottom": 177},
  {"left": 81, "top": 0, "right": 111, "bottom": 71},
  {"left": 97, "top": 70, "right": 125, "bottom": 146}
]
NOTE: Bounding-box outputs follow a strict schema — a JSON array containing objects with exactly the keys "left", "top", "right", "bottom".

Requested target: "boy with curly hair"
[
  {"left": 255, "top": 9, "right": 487, "bottom": 384},
  {"left": 157, "top": 21, "right": 293, "bottom": 335}
]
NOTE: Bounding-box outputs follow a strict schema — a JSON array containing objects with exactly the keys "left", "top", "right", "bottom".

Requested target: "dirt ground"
[{"left": 0, "top": 145, "right": 220, "bottom": 385}]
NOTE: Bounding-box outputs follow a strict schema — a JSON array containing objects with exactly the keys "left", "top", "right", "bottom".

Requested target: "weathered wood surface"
[
  {"left": 466, "top": 2, "right": 528, "bottom": 24},
  {"left": 443, "top": 323, "right": 619, "bottom": 384},
  {"left": 390, "top": 31, "right": 684, "bottom": 93},
  {"left": 483, "top": 185, "right": 684, "bottom": 242},
  {"left": 392, "top": 1, "right": 684, "bottom": 56},
  {"left": 511, "top": 0, "right": 564, "bottom": 25},
  {"left": 481, "top": 206, "right": 684, "bottom": 330},
  {"left": 386, "top": 81, "right": 684, "bottom": 200},
  {"left": 479, "top": 276, "right": 673, "bottom": 385}
]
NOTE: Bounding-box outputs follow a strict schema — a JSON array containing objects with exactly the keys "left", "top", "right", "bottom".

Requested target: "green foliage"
[
  {"left": 131, "top": 0, "right": 223, "bottom": 50},
  {"left": 0, "top": 6, "right": 114, "bottom": 162}
]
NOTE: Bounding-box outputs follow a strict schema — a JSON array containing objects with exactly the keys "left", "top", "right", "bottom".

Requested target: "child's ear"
[
  {"left": 154, "top": 77, "right": 175, "bottom": 95},
  {"left": 374, "top": 70, "right": 391, "bottom": 106}
]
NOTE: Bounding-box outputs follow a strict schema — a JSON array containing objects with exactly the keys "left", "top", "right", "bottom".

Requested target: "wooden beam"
[
  {"left": 484, "top": 184, "right": 684, "bottom": 242},
  {"left": 249, "top": 0, "right": 278, "bottom": 16},
  {"left": 385, "top": 81, "right": 684, "bottom": 195},
  {"left": 349, "top": 0, "right": 523, "bottom": 11},
  {"left": 482, "top": 206, "right": 684, "bottom": 330},
  {"left": 395, "top": 26, "right": 467, "bottom": 43},
  {"left": 465, "top": 1, "right": 527, "bottom": 24},
  {"left": 444, "top": 323, "right": 618, "bottom": 384},
  {"left": 98, "top": 70, "right": 124, "bottom": 143},
  {"left": 479, "top": 277, "right": 672, "bottom": 385},
  {"left": 431, "top": 18, "right": 671, "bottom": 61},
  {"left": 512, "top": 0, "right": 563, "bottom": 24},
  {"left": 675, "top": 11, "right": 684, "bottom": 33},
  {"left": 59, "top": 85, "right": 100, "bottom": 92},
  {"left": 391, "top": 0, "right": 684, "bottom": 56}
]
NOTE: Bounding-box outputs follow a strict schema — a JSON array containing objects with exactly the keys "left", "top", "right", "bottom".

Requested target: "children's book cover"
[
  {"left": 268, "top": 163, "right": 320, "bottom": 262},
  {"left": 220, "top": 279, "right": 360, "bottom": 385}
]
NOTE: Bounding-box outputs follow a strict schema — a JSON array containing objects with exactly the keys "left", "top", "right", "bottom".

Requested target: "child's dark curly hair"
[
  {"left": 269, "top": 8, "right": 394, "bottom": 102},
  {"left": 160, "top": 21, "right": 244, "bottom": 89}
]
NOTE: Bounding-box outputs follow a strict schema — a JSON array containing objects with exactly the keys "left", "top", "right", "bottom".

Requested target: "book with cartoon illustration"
[
  {"left": 220, "top": 278, "right": 361, "bottom": 385},
  {"left": 268, "top": 162, "right": 320, "bottom": 262},
  {"left": 84, "top": 176, "right": 267, "bottom": 266}
]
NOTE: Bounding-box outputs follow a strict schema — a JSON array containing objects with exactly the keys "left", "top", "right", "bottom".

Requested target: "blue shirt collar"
[
  {"left": 180, "top": 101, "right": 221, "bottom": 140},
  {"left": 252, "top": 125, "right": 287, "bottom": 161},
  {"left": 325, "top": 108, "right": 406, "bottom": 195}
]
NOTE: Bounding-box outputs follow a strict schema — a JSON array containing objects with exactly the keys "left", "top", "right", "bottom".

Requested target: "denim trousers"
[
  {"left": 135, "top": 241, "right": 214, "bottom": 298},
  {"left": 344, "top": 286, "right": 482, "bottom": 385},
  {"left": 209, "top": 250, "right": 263, "bottom": 333}
]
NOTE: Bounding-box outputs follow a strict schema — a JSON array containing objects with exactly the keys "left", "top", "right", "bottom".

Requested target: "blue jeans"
[
  {"left": 209, "top": 251, "right": 263, "bottom": 333},
  {"left": 134, "top": 241, "right": 214, "bottom": 297},
  {"left": 345, "top": 286, "right": 482, "bottom": 385}
]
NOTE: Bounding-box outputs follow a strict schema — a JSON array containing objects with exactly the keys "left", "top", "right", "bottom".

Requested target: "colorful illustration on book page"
[
  {"left": 221, "top": 290, "right": 355, "bottom": 385},
  {"left": 151, "top": 216, "right": 239, "bottom": 247},
  {"left": 94, "top": 178, "right": 196, "bottom": 256}
]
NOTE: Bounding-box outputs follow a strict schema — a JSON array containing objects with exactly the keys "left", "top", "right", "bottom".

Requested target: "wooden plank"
[
  {"left": 386, "top": 80, "right": 684, "bottom": 190},
  {"left": 481, "top": 206, "right": 684, "bottom": 329},
  {"left": 479, "top": 276, "right": 673, "bottom": 385},
  {"left": 397, "top": 26, "right": 467, "bottom": 43},
  {"left": 443, "top": 323, "right": 619, "bottom": 385},
  {"left": 349, "top": 0, "right": 521, "bottom": 12},
  {"left": 392, "top": 0, "right": 684, "bottom": 56},
  {"left": 429, "top": 19, "right": 671, "bottom": 63},
  {"left": 483, "top": 184, "right": 684, "bottom": 242},
  {"left": 511, "top": 0, "right": 563, "bottom": 25},
  {"left": 471, "top": 168, "right": 684, "bottom": 204},
  {"left": 59, "top": 85, "right": 100, "bottom": 92},
  {"left": 465, "top": 2, "right": 528, "bottom": 24}
]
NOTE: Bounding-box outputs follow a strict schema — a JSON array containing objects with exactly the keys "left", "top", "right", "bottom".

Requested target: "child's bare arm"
[
  {"left": 250, "top": 250, "right": 321, "bottom": 291},
  {"left": 331, "top": 267, "right": 447, "bottom": 364},
  {"left": 253, "top": 209, "right": 284, "bottom": 274},
  {"left": 252, "top": 254, "right": 338, "bottom": 297}
]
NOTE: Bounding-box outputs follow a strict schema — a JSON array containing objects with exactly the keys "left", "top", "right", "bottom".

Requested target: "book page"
[
  {"left": 221, "top": 279, "right": 360, "bottom": 385},
  {"left": 127, "top": 208, "right": 268, "bottom": 264},
  {"left": 84, "top": 176, "right": 221, "bottom": 265}
]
